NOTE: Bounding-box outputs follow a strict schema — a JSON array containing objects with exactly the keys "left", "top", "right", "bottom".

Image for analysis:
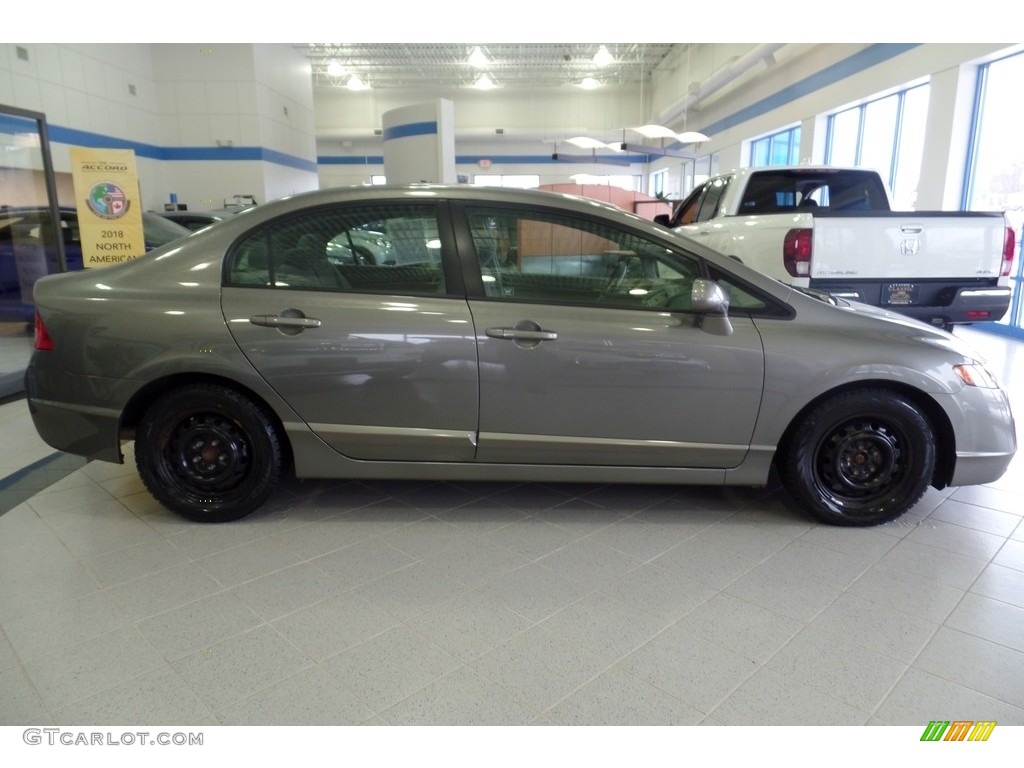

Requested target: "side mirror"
[
  {"left": 653, "top": 213, "right": 672, "bottom": 228},
  {"left": 691, "top": 278, "right": 733, "bottom": 336}
]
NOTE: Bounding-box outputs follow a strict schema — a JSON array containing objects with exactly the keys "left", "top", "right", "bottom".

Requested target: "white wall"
[{"left": 0, "top": 43, "right": 319, "bottom": 212}]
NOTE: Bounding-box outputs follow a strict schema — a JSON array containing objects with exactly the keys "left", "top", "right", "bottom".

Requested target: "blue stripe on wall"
[
  {"left": 42, "top": 125, "right": 317, "bottom": 172},
  {"left": 0, "top": 113, "right": 40, "bottom": 134},
  {"left": 382, "top": 121, "right": 439, "bottom": 141},
  {"left": 698, "top": 43, "right": 921, "bottom": 138}
]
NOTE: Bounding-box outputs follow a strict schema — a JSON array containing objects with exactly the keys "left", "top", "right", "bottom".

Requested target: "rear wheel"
[
  {"left": 135, "top": 384, "right": 282, "bottom": 522},
  {"left": 781, "top": 389, "right": 935, "bottom": 526}
]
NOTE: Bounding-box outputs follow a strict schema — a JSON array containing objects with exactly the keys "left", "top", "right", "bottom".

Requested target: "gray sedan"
[{"left": 25, "top": 185, "right": 1017, "bottom": 525}]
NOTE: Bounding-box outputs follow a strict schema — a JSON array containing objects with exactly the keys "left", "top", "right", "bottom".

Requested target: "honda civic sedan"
[{"left": 25, "top": 185, "right": 1017, "bottom": 526}]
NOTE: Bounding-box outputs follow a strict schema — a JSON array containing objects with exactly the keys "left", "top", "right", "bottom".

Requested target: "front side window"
[
  {"left": 466, "top": 206, "right": 702, "bottom": 311},
  {"left": 226, "top": 204, "right": 445, "bottom": 295}
]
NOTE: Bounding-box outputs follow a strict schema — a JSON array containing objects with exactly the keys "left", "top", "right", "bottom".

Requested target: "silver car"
[{"left": 25, "top": 185, "right": 1017, "bottom": 526}]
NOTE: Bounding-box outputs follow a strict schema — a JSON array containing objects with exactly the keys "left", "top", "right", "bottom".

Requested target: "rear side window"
[
  {"left": 738, "top": 170, "right": 890, "bottom": 213},
  {"left": 673, "top": 176, "right": 730, "bottom": 225},
  {"left": 225, "top": 203, "right": 446, "bottom": 295}
]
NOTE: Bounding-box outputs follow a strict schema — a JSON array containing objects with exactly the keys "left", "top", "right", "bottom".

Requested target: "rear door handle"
[{"left": 250, "top": 314, "right": 322, "bottom": 328}]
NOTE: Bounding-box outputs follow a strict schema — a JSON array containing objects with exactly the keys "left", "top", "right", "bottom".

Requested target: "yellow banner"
[{"left": 69, "top": 147, "right": 146, "bottom": 268}]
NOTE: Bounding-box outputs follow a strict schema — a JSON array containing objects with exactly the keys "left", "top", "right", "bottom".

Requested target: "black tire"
[
  {"left": 135, "top": 384, "right": 282, "bottom": 522},
  {"left": 781, "top": 388, "right": 935, "bottom": 526}
]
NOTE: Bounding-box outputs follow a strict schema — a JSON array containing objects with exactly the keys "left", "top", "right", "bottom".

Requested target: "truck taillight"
[
  {"left": 1002, "top": 226, "right": 1016, "bottom": 277},
  {"left": 34, "top": 312, "right": 54, "bottom": 351},
  {"left": 783, "top": 229, "right": 812, "bottom": 277}
]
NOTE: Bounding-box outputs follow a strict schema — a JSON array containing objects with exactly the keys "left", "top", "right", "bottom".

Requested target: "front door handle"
[{"left": 485, "top": 327, "right": 558, "bottom": 341}]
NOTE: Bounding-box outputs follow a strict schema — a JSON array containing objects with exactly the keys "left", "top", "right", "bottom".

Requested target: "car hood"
[{"left": 802, "top": 290, "right": 991, "bottom": 360}]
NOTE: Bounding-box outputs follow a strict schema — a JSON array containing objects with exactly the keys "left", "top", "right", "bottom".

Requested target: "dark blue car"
[{"left": 0, "top": 206, "right": 188, "bottom": 321}]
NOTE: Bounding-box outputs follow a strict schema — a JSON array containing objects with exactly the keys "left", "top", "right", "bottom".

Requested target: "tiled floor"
[{"left": 1, "top": 327, "right": 1022, "bottom": 726}]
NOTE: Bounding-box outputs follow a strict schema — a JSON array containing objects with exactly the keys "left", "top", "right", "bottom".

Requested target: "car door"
[
  {"left": 675, "top": 175, "right": 732, "bottom": 253},
  {"left": 221, "top": 201, "right": 480, "bottom": 462},
  {"left": 458, "top": 203, "right": 766, "bottom": 469}
]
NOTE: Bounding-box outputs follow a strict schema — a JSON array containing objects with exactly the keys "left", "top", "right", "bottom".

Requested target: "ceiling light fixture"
[
  {"left": 676, "top": 130, "right": 711, "bottom": 143},
  {"left": 579, "top": 77, "right": 601, "bottom": 90},
  {"left": 593, "top": 45, "right": 614, "bottom": 68},
  {"left": 633, "top": 124, "right": 679, "bottom": 139},
  {"left": 472, "top": 74, "right": 497, "bottom": 90},
  {"left": 631, "top": 124, "right": 709, "bottom": 144},
  {"left": 566, "top": 136, "right": 610, "bottom": 149},
  {"left": 326, "top": 60, "right": 346, "bottom": 78},
  {"left": 468, "top": 46, "right": 489, "bottom": 69},
  {"left": 345, "top": 74, "right": 370, "bottom": 91}
]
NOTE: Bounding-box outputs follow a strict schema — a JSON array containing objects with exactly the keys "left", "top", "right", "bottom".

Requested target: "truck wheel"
[
  {"left": 781, "top": 389, "right": 935, "bottom": 526},
  {"left": 135, "top": 383, "right": 283, "bottom": 523}
]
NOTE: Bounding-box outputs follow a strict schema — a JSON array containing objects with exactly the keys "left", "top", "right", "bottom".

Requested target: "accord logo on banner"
[{"left": 70, "top": 147, "right": 146, "bottom": 268}]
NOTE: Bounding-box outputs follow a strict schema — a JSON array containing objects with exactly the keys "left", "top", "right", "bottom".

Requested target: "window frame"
[{"left": 450, "top": 199, "right": 789, "bottom": 318}]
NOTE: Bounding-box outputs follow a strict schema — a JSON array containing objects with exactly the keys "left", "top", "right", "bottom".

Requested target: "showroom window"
[
  {"left": 650, "top": 168, "right": 668, "bottom": 197},
  {"left": 824, "top": 84, "right": 929, "bottom": 209},
  {"left": 965, "top": 48, "right": 1024, "bottom": 332},
  {"left": 226, "top": 204, "right": 445, "bottom": 295},
  {"left": 749, "top": 125, "right": 801, "bottom": 167}
]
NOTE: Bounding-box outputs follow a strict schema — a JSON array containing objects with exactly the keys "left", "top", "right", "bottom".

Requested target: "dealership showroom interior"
[{"left": 3, "top": 33, "right": 1024, "bottom": 740}]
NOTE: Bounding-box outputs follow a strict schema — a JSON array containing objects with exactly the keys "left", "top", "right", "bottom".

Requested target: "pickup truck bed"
[{"left": 661, "top": 166, "right": 1015, "bottom": 329}]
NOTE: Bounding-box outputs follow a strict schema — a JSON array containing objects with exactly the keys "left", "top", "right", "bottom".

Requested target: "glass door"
[{"left": 0, "top": 105, "right": 63, "bottom": 398}]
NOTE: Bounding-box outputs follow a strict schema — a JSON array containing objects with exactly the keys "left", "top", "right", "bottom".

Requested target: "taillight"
[
  {"left": 34, "top": 312, "right": 54, "bottom": 351},
  {"left": 1002, "top": 225, "right": 1016, "bottom": 277},
  {"left": 783, "top": 229, "right": 812, "bottom": 277}
]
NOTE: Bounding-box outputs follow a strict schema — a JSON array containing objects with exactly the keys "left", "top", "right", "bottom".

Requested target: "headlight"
[{"left": 953, "top": 362, "right": 1000, "bottom": 389}]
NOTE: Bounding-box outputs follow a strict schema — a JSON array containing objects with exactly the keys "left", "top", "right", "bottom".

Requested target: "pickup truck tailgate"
[{"left": 809, "top": 211, "right": 1007, "bottom": 280}]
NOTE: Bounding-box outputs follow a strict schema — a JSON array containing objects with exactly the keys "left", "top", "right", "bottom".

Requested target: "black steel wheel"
[
  {"left": 135, "top": 384, "right": 282, "bottom": 522},
  {"left": 781, "top": 388, "right": 935, "bottom": 526}
]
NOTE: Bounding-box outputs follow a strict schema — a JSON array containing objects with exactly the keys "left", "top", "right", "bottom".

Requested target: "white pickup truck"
[{"left": 657, "top": 166, "right": 1016, "bottom": 329}]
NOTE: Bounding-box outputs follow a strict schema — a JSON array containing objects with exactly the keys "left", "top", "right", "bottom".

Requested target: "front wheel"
[
  {"left": 781, "top": 389, "right": 935, "bottom": 526},
  {"left": 135, "top": 384, "right": 283, "bottom": 522}
]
